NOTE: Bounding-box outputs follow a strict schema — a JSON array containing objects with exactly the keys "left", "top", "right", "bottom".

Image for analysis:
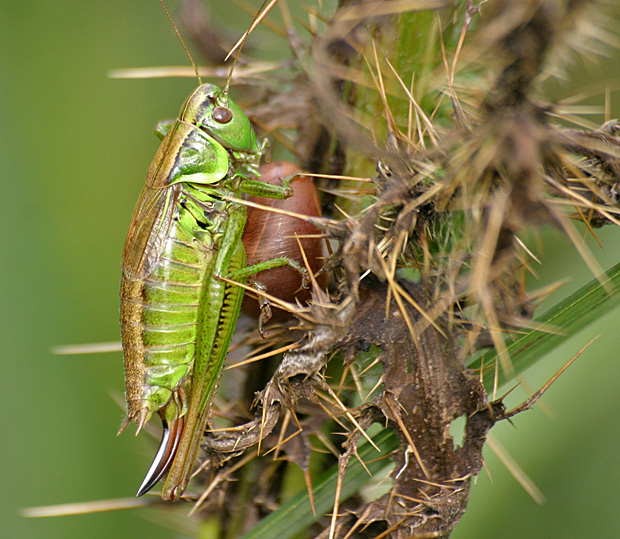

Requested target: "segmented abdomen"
[{"left": 121, "top": 189, "right": 225, "bottom": 426}]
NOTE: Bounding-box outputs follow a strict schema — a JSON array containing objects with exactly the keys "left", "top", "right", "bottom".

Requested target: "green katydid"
[{"left": 119, "top": 1, "right": 307, "bottom": 501}]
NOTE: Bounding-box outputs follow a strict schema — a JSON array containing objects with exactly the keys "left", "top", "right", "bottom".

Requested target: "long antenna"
[
  {"left": 159, "top": 0, "right": 202, "bottom": 85},
  {"left": 223, "top": 0, "right": 276, "bottom": 96}
]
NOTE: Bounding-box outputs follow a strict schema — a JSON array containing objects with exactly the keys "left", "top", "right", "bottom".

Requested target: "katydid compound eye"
[{"left": 213, "top": 106, "right": 233, "bottom": 124}]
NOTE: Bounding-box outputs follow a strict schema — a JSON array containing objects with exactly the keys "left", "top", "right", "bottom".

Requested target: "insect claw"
[
  {"left": 301, "top": 269, "right": 311, "bottom": 289},
  {"left": 258, "top": 301, "right": 272, "bottom": 337},
  {"left": 136, "top": 414, "right": 184, "bottom": 497}
]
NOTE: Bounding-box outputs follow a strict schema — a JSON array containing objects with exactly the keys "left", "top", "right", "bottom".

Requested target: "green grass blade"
[{"left": 469, "top": 261, "right": 620, "bottom": 389}]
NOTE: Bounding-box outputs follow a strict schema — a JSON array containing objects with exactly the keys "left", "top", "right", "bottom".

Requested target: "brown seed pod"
[{"left": 242, "top": 161, "right": 324, "bottom": 321}]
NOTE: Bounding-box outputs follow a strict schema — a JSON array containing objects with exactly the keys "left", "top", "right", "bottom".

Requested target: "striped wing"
[{"left": 121, "top": 184, "right": 180, "bottom": 281}]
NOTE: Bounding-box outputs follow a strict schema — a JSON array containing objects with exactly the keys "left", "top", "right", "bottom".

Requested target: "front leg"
[
  {"left": 236, "top": 175, "right": 294, "bottom": 199},
  {"left": 226, "top": 257, "right": 310, "bottom": 335}
]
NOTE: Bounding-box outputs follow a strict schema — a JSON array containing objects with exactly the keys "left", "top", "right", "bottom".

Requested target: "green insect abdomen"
[{"left": 121, "top": 188, "right": 228, "bottom": 425}]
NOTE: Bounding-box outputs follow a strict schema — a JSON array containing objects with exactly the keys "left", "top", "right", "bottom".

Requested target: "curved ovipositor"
[{"left": 135, "top": 415, "right": 185, "bottom": 497}]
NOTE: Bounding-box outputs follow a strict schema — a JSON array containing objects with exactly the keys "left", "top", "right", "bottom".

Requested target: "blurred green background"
[{"left": 1, "top": 2, "right": 619, "bottom": 538}]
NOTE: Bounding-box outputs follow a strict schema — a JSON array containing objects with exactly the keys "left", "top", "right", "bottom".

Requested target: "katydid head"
[
  {"left": 179, "top": 84, "right": 259, "bottom": 154},
  {"left": 158, "top": 0, "right": 269, "bottom": 156}
]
